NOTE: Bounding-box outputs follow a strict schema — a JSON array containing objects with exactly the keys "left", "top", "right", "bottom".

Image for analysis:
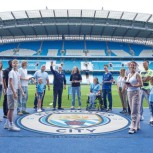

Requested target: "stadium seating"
[
  {"left": 66, "top": 49, "right": 84, "bottom": 56},
  {"left": 139, "top": 50, "right": 153, "bottom": 57},
  {"left": 0, "top": 49, "right": 36, "bottom": 56},
  {"left": 111, "top": 50, "right": 131, "bottom": 57},
  {"left": 87, "top": 50, "right": 106, "bottom": 56},
  {"left": 47, "top": 49, "right": 58, "bottom": 56},
  {"left": 0, "top": 41, "right": 152, "bottom": 57}
]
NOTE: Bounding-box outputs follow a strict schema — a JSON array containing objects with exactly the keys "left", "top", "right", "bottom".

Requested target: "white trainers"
[
  {"left": 128, "top": 125, "right": 132, "bottom": 129},
  {"left": 9, "top": 123, "right": 20, "bottom": 131},
  {"left": 0, "top": 117, "right": 2, "bottom": 122},
  {"left": 140, "top": 116, "right": 144, "bottom": 121},
  {"left": 37, "top": 109, "right": 42, "bottom": 113},
  {"left": 71, "top": 106, "right": 75, "bottom": 110},
  {"left": 128, "top": 129, "right": 136, "bottom": 134},
  {"left": 78, "top": 107, "right": 81, "bottom": 110},
  {"left": 4, "top": 122, "right": 10, "bottom": 129},
  {"left": 149, "top": 116, "right": 153, "bottom": 123}
]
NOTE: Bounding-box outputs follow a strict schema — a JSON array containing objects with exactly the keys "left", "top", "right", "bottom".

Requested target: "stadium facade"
[{"left": 0, "top": 9, "right": 153, "bottom": 83}]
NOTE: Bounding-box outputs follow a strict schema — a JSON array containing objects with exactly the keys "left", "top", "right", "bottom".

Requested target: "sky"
[{"left": 0, "top": 0, "right": 153, "bottom": 14}]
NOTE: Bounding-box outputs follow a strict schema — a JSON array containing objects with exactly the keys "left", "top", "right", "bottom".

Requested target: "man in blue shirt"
[
  {"left": 50, "top": 61, "right": 66, "bottom": 110},
  {"left": 33, "top": 65, "right": 50, "bottom": 110},
  {"left": 102, "top": 65, "right": 113, "bottom": 112}
]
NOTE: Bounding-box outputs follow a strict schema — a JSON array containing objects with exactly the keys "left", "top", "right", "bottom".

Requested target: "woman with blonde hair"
[
  {"left": 117, "top": 69, "right": 127, "bottom": 114},
  {"left": 126, "top": 61, "right": 143, "bottom": 134},
  {"left": 70, "top": 66, "right": 82, "bottom": 110}
]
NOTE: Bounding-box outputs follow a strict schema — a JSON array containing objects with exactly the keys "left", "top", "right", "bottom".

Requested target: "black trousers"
[
  {"left": 53, "top": 87, "right": 63, "bottom": 109},
  {"left": 3, "top": 94, "right": 8, "bottom": 116}
]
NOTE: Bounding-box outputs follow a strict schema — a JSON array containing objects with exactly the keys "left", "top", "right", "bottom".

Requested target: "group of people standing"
[
  {"left": 0, "top": 60, "right": 83, "bottom": 131},
  {"left": 0, "top": 59, "right": 153, "bottom": 135},
  {"left": 117, "top": 61, "right": 153, "bottom": 134}
]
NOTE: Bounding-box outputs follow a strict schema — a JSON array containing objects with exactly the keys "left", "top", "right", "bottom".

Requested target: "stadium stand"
[
  {"left": 139, "top": 50, "right": 153, "bottom": 57},
  {"left": 111, "top": 50, "right": 131, "bottom": 57},
  {"left": 47, "top": 49, "right": 58, "bottom": 56},
  {"left": 66, "top": 49, "right": 84, "bottom": 56},
  {"left": 87, "top": 50, "right": 106, "bottom": 56},
  {"left": 0, "top": 49, "right": 36, "bottom": 56},
  {"left": 0, "top": 41, "right": 153, "bottom": 57}
]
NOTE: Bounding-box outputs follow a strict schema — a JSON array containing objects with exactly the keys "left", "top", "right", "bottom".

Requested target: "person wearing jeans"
[
  {"left": 0, "top": 61, "right": 3, "bottom": 121},
  {"left": 70, "top": 66, "right": 82, "bottom": 110},
  {"left": 126, "top": 61, "right": 143, "bottom": 134},
  {"left": 102, "top": 65, "right": 113, "bottom": 112},
  {"left": 140, "top": 60, "right": 152, "bottom": 121},
  {"left": 3, "top": 60, "right": 12, "bottom": 118},
  {"left": 0, "top": 61, "right": 3, "bottom": 101},
  {"left": 17, "top": 60, "right": 30, "bottom": 115}
]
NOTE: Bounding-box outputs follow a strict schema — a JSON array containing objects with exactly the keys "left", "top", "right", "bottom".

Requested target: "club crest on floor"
[{"left": 16, "top": 110, "right": 130, "bottom": 135}]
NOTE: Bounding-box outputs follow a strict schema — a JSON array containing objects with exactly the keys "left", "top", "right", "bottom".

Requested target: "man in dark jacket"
[
  {"left": 3, "top": 60, "right": 12, "bottom": 118},
  {"left": 50, "top": 61, "right": 66, "bottom": 110}
]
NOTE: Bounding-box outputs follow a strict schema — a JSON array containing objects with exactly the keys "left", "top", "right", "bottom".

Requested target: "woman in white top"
[
  {"left": 0, "top": 61, "right": 3, "bottom": 121},
  {"left": 117, "top": 69, "right": 127, "bottom": 114},
  {"left": 126, "top": 61, "right": 142, "bottom": 134}
]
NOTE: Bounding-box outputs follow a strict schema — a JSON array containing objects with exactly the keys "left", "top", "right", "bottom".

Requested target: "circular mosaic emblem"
[{"left": 16, "top": 110, "right": 130, "bottom": 135}]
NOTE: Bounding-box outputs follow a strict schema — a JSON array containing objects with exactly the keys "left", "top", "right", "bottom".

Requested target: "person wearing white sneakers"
[
  {"left": 36, "top": 78, "right": 45, "bottom": 113},
  {"left": 126, "top": 61, "right": 143, "bottom": 134},
  {"left": 4, "top": 59, "right": 25, "bottom": 131},
  {"left": 17, "top": 60, "right": 30, "bottom": 115}
]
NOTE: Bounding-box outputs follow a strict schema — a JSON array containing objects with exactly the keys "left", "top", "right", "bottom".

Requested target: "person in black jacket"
[
  {"left": 50, "top": 61, "right": 66, "bottom": 110},
  {"left": 70, "top": 66, "right": 82, "bottom": 110},
  {"left": 3, "top": 60, "right": 12, "bottom": 118}
]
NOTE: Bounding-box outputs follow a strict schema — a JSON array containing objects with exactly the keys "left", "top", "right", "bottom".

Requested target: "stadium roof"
[{"left": 0, "top": 9, "right": 153, "bottom": 45}]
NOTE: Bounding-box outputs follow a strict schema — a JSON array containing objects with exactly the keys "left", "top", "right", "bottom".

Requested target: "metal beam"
[
  {"left": 67, "top": 10, "right": 70, "bottom": 35},
  {"left": 134, "top": 30, "right": 141, "bottom": 38},
  {"left": 132, "top": 13, "right": 138, "bottom": 28},
  {"left": 19, "top": 27, "right": 26, "bottom": 36},
  {"left": 53, "top": 10, "right": 59, "bottom": 35},
  {"left": 123, "top": 28, "right": 129, "bottom": 37},
  {"left": 146, "top": 32, "right": 153, "bottom": 39},
  {"left": 100, "top": 26, "right": 105, "bottom": 36},
  {"left": 118, "top": 12, "right": 124, "bottom": 25},
  {"left": 112, "top": 27, "right": 117, "bottom": 36},
  {"left": 31, "top": 26, "right": 37, "bottom": 36},
  {"left": 144, "top": 14, "right": 152, "bottom": 29},
  {"left": 11, "top": 12, "right": 16, "bottom": 20},
  {"left": 43, "top": 26, "right": 48, "bottom": 35},
  {"left": 7, "top": 28, "right": 14, "bottom": 37},
  {"left": 90, "top": 10, "right": 96, "bottom": 36},
  {"left": 25, "top": 11, "right": 31, "bottom": 25},
  {"left": 79, "top": 10, "right": 82, "bottom": 35}
]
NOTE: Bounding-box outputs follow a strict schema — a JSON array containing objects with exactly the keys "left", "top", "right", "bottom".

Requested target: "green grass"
[{"left": 0, "top": 85, "right": 148, "bottom": 108}]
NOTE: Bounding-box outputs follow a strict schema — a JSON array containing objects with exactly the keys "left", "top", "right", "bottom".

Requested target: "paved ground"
[{"left": 0, "top": 108, "right": 153, "bottom": 153}]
